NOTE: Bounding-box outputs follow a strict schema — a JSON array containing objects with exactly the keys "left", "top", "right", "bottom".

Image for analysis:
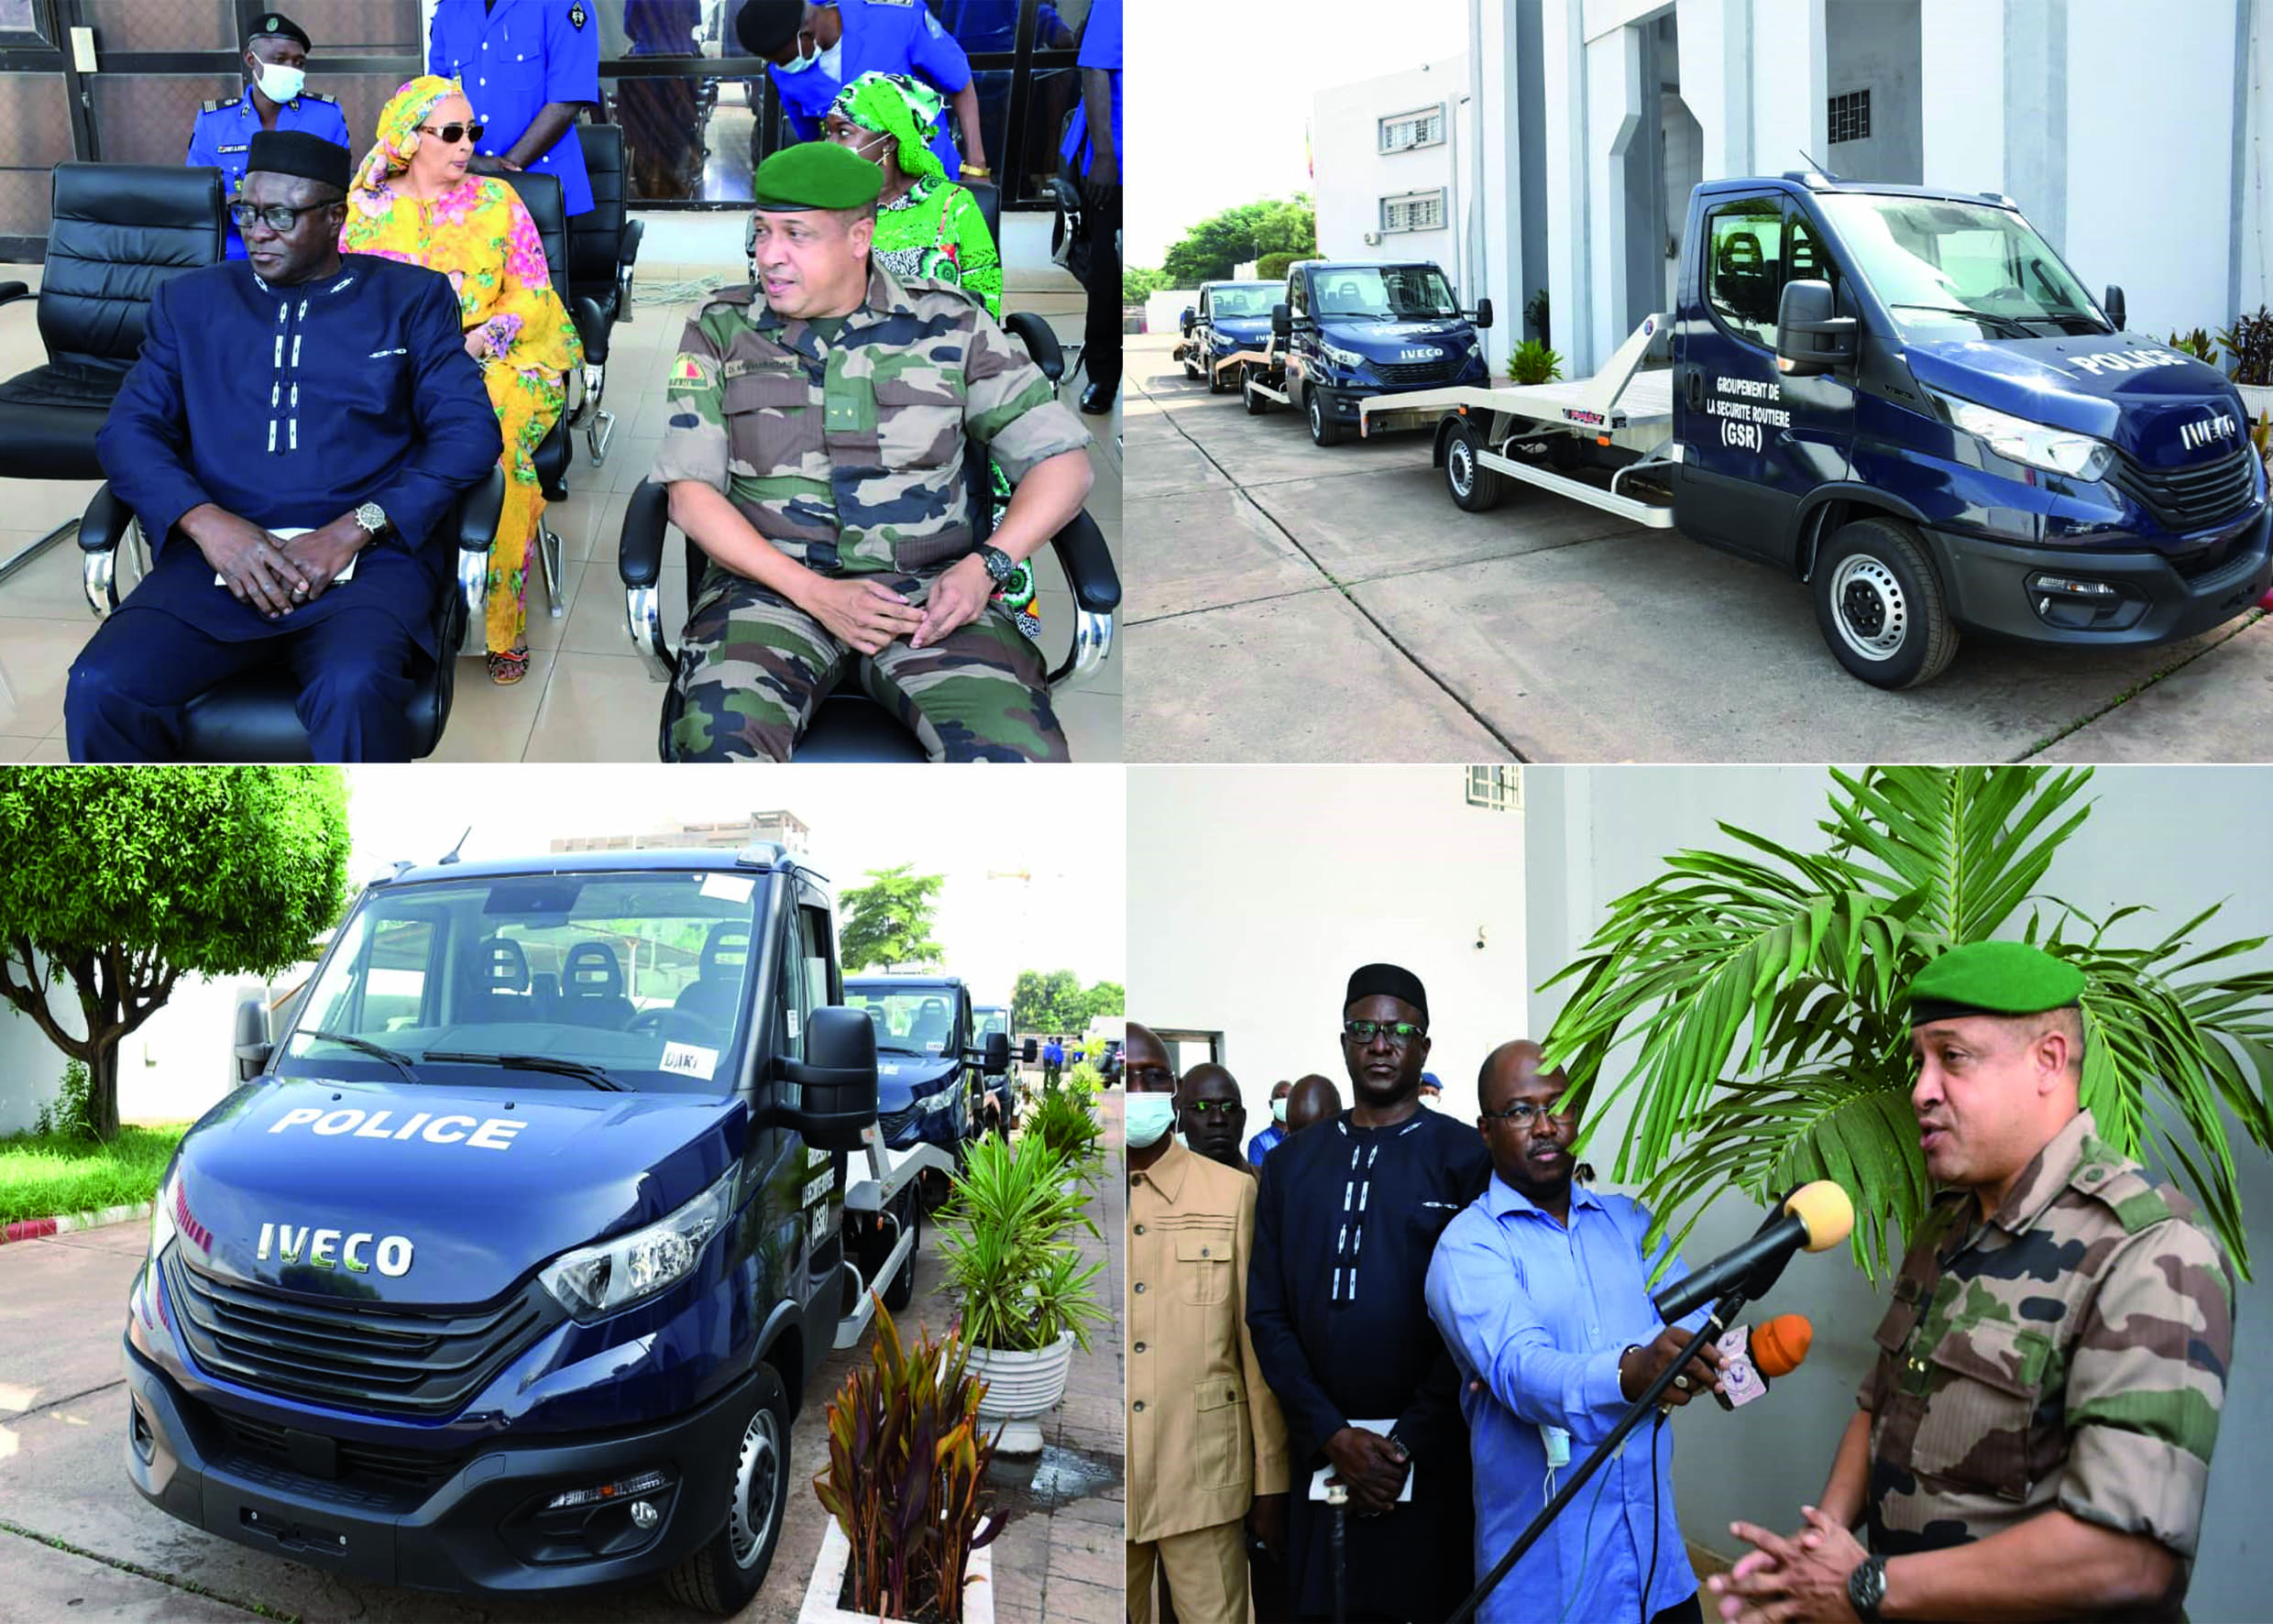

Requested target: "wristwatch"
[
  {"left": 974, "top": 543, "right": 1016, "bottom": 585},
  {"left": 353, "top": 501, "right": 390, "bottom": 542},
  {"left": 1846, "top": 1554, "right": 1888, "bottom": 1622}
]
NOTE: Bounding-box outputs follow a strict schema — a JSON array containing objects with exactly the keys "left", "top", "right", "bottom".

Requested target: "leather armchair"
[{"left": 566, "top": 123, "right": 643, "bottom": 466}]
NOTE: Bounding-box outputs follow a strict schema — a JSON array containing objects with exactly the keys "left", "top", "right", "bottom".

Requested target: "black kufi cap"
[
  {"left": 736, "top": 0, "right": 807, "bottom": 56},
  {"left": 247, "top": 129, "right": 351, "bottom": 192},
  {"left": 248, "top": 12, "right": 313, "bottom": 50},
  {"left": 1345, "top": 962, "right": 1428, "bottom": 1026}
]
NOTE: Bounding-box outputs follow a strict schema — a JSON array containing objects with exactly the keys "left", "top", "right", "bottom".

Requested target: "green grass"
[{"left": 0, "top": 1124, "right": 189, "bottom": 1226}]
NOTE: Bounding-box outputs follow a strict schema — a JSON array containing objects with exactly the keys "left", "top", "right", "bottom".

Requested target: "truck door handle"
[{"left": 1686, "top": 369, "right": 1704, "bottom": 411}]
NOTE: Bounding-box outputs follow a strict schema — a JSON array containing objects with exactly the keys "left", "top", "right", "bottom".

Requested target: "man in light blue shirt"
[{"left": 1425, "top": 1040, "right": 1725, "bottom": 1624}]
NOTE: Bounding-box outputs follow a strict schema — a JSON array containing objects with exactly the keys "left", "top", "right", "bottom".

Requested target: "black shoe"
[{"left": 1079, "top": 380, "right": 1118, "bottom": 415}]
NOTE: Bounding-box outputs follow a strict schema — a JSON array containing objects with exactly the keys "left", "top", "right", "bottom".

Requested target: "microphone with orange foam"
[
  {"left": 1648, "top": 1180, "right": 1855, "bottom": 1325},
  {"left": 1712, "top": 1312, "right": 1814, "bottom": 1410}
]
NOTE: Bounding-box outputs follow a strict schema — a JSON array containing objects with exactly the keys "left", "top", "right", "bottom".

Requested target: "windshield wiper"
[
  {"left": 1889, "top": 302, "right": 2040, "bottom": 339},
  {"left": 297, "top": 1028, "right": 420, "bottom": 1084},
  {"left": 422, "top": 1050, "right": 628, "bottom": 1091}
]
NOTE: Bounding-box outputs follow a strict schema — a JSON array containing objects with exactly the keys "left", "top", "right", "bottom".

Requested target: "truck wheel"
[
  {"left": 882, "top": 1198, "right": 919, "bottom": 1311},
  {"left": 1445, "top": 422, "right": 1506, "bottom": 511},
  {"left": 664, "top": 1363, "right": 791, "bottom": 1617},
  {"left": 1207, "top": 357, "right": 1228, "bottom": 395},
  {"left": 1182, "top": 352, "right": 1201, "bottom": 380},
  {"left": 1243, "top": 368, "right": 1268, "bottom": 415},
  {"left": 1812, "top": 518, "right": 1959, "bottom": 688},
  {"left": 1307, "top": 389, "right": 1346, "bottom": 447}
]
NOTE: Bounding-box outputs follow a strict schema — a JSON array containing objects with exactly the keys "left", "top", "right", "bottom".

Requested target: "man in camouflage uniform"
[
  {"left": 1709, "top": 941, "right": 2233, "bottom": 1624},
  {"left": 650, "top": 141, "right": 1093, "bottom": 761}
]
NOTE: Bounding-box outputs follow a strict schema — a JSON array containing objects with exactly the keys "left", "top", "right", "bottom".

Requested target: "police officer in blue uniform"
[
  {"left": 733, "top": 0, "right": 990, "bottom": 185},
  {"left": 186, "top": 13, "right": 352, "bottom": 262},
  {"left": 426, "top": 0, "right": 602, "bottom": 215}
]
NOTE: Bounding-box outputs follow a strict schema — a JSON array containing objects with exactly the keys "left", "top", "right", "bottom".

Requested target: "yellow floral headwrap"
[{"left": 351, "top": 75, "right": 465, "bottom": 198}]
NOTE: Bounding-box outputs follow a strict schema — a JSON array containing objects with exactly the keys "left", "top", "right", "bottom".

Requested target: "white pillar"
[{"left": 1750, "top": 0, "right": 1828, "bottom": 173}]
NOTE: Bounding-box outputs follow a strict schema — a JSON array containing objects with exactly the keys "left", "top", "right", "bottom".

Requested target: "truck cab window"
[{"left": 1705, "top": 198, "right": 1785, "bottom": 349}]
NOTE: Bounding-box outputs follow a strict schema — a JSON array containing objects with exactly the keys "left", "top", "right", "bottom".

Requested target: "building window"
[
  {"left": 1465, "top": 766, "right": 1521, "bottom": 812},
  {"left": 1379, "top": 106, "right": 1445, "bottom": 152},
  {"left": 1828, "top": 89, "right": 1871, "bottom": 144},
  {"left": 1380, "top": 189, "right": 1447, "bottom": 234}
]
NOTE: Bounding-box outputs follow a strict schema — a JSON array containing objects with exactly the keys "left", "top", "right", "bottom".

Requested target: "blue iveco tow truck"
[
  {"left": 1231, "top": 258, "right": 1495, "bottom": 445},
  {"left": 1173, "top": 280, "right": 1281, "bottom": 395},
  {"left": 1358, "top": 171, "right": 2270, "bottom": 686},
  {"left": 122, "top": 843, "right": 997, "bottom": 1613}
]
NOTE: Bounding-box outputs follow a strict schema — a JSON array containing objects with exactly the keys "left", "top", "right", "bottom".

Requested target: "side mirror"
[
  {"left": 2103, "top": 284, "right": 2125, "bottom": 332},
  {"left": 232, "top": 991, "right": 272, "bottom": 1084},
  {"left": 1474, "top": 297, "right": 1495, "bottom": 330},
  {"left": 1774, "top": 279, "right": 1857, "bottom": 376},
  {"left": 781, "top": 1006, "right": 879, "bottom": 1150},
  {"left": 1271, "top": 302, "right": 1291, "bottom": 337},
  {"left": 982, "top": 1031, "right": 1011, "bottom": 1076},
  {"left": 1021, "top": 1037, "right": 1038, "bottom": 1063}
]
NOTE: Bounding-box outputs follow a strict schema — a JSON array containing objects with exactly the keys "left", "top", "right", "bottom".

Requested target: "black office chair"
[
  {"left": 566, "top": 123, "right": 643, "bottom": 466},
  {"left": 74, "top": 467, "right": 506, "bottom": 762},
  {"left": 496, "top": 168, "right": 578, "bottom": 629},
  {"left": 0, "top": 163, "right": 225, "bottom": 585}
]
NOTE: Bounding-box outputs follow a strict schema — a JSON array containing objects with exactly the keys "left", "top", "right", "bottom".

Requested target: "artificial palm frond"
[{"left": 1541, "top": 765, "right": 2273, "bottom": 1278}]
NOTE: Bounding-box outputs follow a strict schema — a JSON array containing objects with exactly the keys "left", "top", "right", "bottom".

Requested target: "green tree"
[
  {"left": 1123, "top": 265, "right": 1167, "bottom": 304},
  {"left": 1082, "top": 980, "right": 1125, "bottom": 1025},
  {"left": 1161, "top": 194, "right": 1316, "bottom": 285},
  {"left": 1256, "top": 252, "right": 1298, "bottom": 282},
  {"left": 1542, "top": 766, "right": 2273, "bottom": 1277},
  {"left": 1012, "top": 968, "right": 1085, "bottom": 1035},
  {"left": 838, "top": 864, "right": 945, "bottom": 972},
  {"left": 0, "top": 767, "right": 352, "bottom": 1142}
]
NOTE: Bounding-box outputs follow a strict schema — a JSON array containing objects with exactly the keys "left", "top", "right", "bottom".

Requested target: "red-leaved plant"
[{"left": 813, "top": 1300, "right": 1002, "bottom": 1623}]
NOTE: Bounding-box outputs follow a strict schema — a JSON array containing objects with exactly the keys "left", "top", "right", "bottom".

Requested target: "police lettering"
[
  {"left": 268, "top": 1104, "right": 524, "bottom": 1149},
  {"left": 2064, "top": 347, "right": 2187, "bottom": 378}
]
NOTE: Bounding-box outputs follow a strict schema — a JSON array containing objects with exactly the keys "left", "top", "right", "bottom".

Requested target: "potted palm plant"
[
  {"left": 937, "top": 1132, "right": 1110, "bottom": 1454},
  {"left": 1540, "top": 765, "right": 2273, "bottom": 1277},
  {"left": 804, "top": 1300, "right": 999, "bottom": 1624},
  {"left": 1025, "top": 1071, "right": 1105, "bottom": 1189}
]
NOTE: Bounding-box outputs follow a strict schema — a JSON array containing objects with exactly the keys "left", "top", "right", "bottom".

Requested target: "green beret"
[
  {"left": 750, "top": 142, "right": 883, "bottom": 212},
  {"left": 1905, "top": 940, "right": 2085, "bottom": 1026}
]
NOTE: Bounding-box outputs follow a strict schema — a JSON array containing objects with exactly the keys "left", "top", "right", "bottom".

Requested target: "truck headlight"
[
  {"left": 1321, "top": 341, "right": 1366, "bottom": 371},
  {"left": 1936, "top": 393, "right": 2114, "bottom": 481},
  {"left": 539, "top": 1165, "right": 739, "bottom": 1320},
  {"left": 916, "top": 1085, "right": 960, "bottom": 1115}
]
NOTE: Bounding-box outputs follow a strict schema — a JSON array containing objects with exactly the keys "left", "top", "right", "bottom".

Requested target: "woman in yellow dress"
[{"left": 342, "top": 74, "right": 581, "bottom": 684}]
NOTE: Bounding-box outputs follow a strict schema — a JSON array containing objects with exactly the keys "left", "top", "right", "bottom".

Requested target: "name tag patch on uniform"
[{"left": 667, "top": 353, "right": 715, "bottom": 393}]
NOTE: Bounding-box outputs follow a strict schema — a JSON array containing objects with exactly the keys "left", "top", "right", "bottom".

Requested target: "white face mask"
[
  {"left": 779, "top": 31, "right": 819, "bottom": 71},
  {"left": 1126, "top": 1092, "right": 1177, "bottom": 1149},
  {"left": 252, "top": 60, "right": 305, "bottom": 103},
  {"left": 1271, "top": 1098, "right": 1289, "bottom": 1125}
]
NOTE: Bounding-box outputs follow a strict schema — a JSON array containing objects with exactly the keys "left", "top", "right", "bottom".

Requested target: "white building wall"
[
  {"left": 1918, "top": 0, "right": 2003, "bottom": 192},
  {"left": 1313, "top": 57, "right": 1467, "bottom": 267},
  {"left": 1128, "top": 767, "right": 1525, "bottom": 1126},
  {"left": 1525, "top": 766, "right": 2273, "bottom": 1623},
  {"left": 1824, "top": 0, "right": 1922, "bottom": 182},
  {"left": 1, "top": 974, "right": 259, "bottom": 1136}
]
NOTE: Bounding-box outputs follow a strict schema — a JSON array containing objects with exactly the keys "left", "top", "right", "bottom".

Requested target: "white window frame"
[
  {"left": 1378, "top": 104, "right": 1446, "bottom": 154},
  {"left": 1379, "top": 188, "right": 1447, "bottom": 235},
  {"left": 1465, "top": 765, "right": 1521, "bottom": 813}
]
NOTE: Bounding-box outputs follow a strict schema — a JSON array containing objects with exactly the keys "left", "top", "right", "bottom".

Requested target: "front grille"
[
  {"left": 205, "top": 1402, "right": 467, "bottom": 1502},
  {"left": 2107, "top": 444, "right": 2258, "bottom": 533},
  {"left": 163, "top": 1247, "right": 559, "bottom": 1419},
  {"left": 1371, "top": 357, "right": 1463, "bottom": 388},
  {"left": 878, "top": 1103, "right": 918, "bottom": 1143}
]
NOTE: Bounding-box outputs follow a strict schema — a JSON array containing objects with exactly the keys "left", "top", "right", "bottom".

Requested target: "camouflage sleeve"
[
  {"left": 649, "top": 313, "right": 731, "bottom": 491},
  {"left": 2057, "top": 1220, "right": 2233, "bottom": 1556},
  {"left": 961, "top": 308, "right": 1091, "bottom": 485}
]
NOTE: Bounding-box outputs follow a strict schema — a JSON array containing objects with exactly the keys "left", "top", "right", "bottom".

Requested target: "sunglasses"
[
  {"left": 1479, "top": 1102, "right": 1576, "bottom": 1130},
  {"left": 228, "top": 200, "right": 333, "bottom": 233},
  {"left": 1343, "top": 1019, "right": 1426, "bottom": 1046},
  {"left": 418, "top": 121, "right": 486, "bottom": 145},
  {"left": 1181, "top": 1099, "right": 1244, "bottom": 1116}
]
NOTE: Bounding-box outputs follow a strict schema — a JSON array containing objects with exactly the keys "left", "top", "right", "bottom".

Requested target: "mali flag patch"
[{"left": 666, "top": 352, "right": 714, "bottom": 393}]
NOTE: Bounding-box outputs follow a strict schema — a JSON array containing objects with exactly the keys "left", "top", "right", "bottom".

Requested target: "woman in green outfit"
[{"left": 821, "top": 71, "right": 1038, "bottom": 641}]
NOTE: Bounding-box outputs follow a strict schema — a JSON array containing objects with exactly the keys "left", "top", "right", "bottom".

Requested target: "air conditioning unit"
[{"left": 1363, "top": 231, "right": 1381, "bottom": 246}]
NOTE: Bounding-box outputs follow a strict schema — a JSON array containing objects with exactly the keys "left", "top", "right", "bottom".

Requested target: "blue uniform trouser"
[{"left": 66, "top": 603, "right": 421, "bottom": 762}]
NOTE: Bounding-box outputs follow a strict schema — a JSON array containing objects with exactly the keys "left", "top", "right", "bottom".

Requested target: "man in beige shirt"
[{"left": 1126, "top": 1022, "right": 1290, "bottom": 1623}]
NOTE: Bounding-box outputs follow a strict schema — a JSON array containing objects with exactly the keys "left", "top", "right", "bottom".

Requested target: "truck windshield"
[
  {"left": 1210, "top": 285, "right": 1276, "bottom": 317},
  {"left": 276, "top": 871, "right": 761, "bottom": 1095},
  {"left": 1816, "top": 193, "right": 2108, "bottom": 340},
  {"left": 844, "top": 986, "right": 958, "bottom": 1057},
  {"left": 1313, "top": 266, "right": 1458, "bottom": 319},
  {"left": 975, "top": 1009, "right": 1009, "bottom": 1041}
]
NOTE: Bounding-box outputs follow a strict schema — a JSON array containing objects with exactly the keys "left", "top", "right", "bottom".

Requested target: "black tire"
[
  {"left": 1182, "top": 353, "right": 1202, "bottom": 380},
  {"left": 881, "top": 1196, "right": 918, "bottom": 1311},
  {"left": 1243, "top": 368, "right": 1269, "bottom": 414},
  {"left": 1444, "top": 420, "right": 1506, "bottom": 511},
  {"left": 1207, "top": 356, "right": 1229, "bottom": 395},
  {"left": 1307, "top": 387, "right": 1346, "bottom": 446},
  {"left": 1811, "top": 517, "right": 1960, "bottom": 688},
  {"left": 664, "top": 1362, "right": 792, "bottom": 1616}
]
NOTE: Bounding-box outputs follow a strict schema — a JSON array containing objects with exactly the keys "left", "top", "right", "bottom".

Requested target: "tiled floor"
[{"left": 0, "top": 257, "right": 1121, "bottom": 763}]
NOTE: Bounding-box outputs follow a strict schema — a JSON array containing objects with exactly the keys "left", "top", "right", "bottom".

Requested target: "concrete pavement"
[
  {"left": 0, "top": 1105, "right": 1126, "bottom": 1623},
  {"left": 1123, "top": 334, "right": 2272, "bottom": 763}
]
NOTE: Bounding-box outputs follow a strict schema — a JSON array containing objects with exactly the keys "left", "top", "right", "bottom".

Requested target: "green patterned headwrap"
[{"left": 830, "top": 71, "right": 945, "bottom": 185}]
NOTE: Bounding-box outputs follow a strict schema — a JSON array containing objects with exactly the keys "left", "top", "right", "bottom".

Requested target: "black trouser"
[
  {"left": 1081, "top": 176, "right": 1122, "bottom": 392},
  {"left": 1651, "top": 1591, "right": 1705, "bottom": 1624}
]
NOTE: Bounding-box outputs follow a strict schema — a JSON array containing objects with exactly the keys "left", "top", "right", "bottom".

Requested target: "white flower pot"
[
  {"left": 2235, "top": 381, "right": 2273, "bottom": 425},
  {"left": 800, "top": 1517, "right": 995, "bottom": 1624},
  {"left": 968, "top": 1332, "right": 1073, "bottom": 1457}
]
